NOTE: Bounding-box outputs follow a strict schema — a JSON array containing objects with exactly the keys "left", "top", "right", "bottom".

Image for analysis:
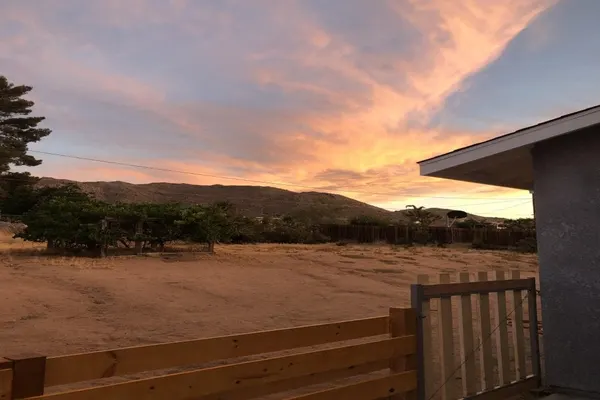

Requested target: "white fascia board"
[{"left": 419, "top": 106, "right": 600, "bottom": 176}]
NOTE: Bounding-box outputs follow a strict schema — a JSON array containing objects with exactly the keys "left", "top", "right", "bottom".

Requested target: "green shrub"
[
  {"left": 472, "top": 239, "right": 496, "bottom": 250},
  {"left": 411, "top": 230, "right": 431, "bottom": 245},
  {"left": 516, "top": 237, "right": 537, "bottom": 253},
  {"left": 349, "top": 215, "right": 389, "bottom": 227}
]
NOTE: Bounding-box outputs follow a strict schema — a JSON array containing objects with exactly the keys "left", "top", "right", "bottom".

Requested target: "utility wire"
[
  {"left": 484, "top": 199, "right": 533, "bottom": 214},
  {"left": 0, "top": 175, "right": 531, "bottom": 208},
  {"left": 28, "top": 150, "right": 532, "bottom": 200},
  {"left": 426, "top": 293, "right": 530, "bottom": 400},
  {"left": 0, "top": 175, "right": 532, "bottom": 217}
]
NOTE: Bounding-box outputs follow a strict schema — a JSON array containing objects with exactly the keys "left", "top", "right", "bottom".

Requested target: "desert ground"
[{"left": 0, "top": 234, "right": 539, "bottom": 358}]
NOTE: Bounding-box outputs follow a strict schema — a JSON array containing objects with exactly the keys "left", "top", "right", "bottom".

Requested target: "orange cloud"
[
  {"left": 223, "top": 1, "right": 553, "bottom": 196},
  {"left": 392, "top": 0, "right": 554, "bottom": 103},
  {"left": 3, "top": 0, "right": 555, "bottom": 218}
]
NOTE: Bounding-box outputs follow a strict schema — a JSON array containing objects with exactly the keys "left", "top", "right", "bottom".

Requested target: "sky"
[{"left": 2, "top": 0, "right": 599, "bottom": 218}]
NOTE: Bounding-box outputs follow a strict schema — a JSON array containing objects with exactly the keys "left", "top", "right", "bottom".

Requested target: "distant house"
[{"left": 418, "top": 105, "right": 600, "bottom": 398}]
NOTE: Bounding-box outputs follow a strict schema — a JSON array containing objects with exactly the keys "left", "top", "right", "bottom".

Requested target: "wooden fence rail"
[
  {"left": 411, "top": 271, "right": 541, "bottom": 400},
  {"left": 319, "top": 224, "right": 535, "bottom": 247},
  {"left": 0, "top": 309, "right": 418, "bottom": 400}
]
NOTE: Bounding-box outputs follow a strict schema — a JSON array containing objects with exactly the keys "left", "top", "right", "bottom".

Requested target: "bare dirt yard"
[{"left": 0, "top": 235, "right": 538, "bottom": 358}]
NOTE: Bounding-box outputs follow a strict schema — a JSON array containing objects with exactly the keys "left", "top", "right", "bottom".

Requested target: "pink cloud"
[{"left": 1, "top": 0, "right": 556, "bottom": 218}]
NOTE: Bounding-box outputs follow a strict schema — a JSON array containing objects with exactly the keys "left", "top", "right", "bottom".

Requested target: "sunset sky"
[{"left": 2, "top": 0, "right": 599, "bottom": 218}]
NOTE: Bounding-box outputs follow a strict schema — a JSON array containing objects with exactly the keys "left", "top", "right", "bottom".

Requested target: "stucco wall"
[{"left": 532, "top": 127, "right": 600, "bottom": 394}]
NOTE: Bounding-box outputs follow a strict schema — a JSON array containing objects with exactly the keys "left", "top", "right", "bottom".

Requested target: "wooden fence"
[
  {"left": 0, "top": 308, "right": 417, "bottom": 400},
  {"left": 319, "top": 225, "right": 535, "bottom": 247},
  {"left": 411, "top": 271, "right": 541, "bottom": 400}
]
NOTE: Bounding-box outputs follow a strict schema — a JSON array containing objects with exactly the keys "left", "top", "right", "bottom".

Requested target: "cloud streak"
[{"left": 0, "top": 0, "right": 557, "bottom": 217}]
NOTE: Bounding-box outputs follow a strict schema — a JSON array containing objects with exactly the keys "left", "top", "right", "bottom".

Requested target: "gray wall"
[{"left": 533, "top": 126, "right": 600, "bottom": 394}]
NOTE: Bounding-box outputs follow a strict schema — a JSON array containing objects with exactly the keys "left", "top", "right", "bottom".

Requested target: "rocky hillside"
[{"left": 37, "top": 178, "right": 499, "bottom": 224}]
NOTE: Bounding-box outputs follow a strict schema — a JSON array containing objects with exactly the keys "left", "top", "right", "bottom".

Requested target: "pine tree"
[{"left": 0, "top": 75, "right": 51, "bottom": 173}]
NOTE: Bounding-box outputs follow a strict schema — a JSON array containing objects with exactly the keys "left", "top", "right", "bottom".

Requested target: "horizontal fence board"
[
  {"left": 423, "top": 279, "right": 531, "bottom": 298},
  {"left": 198, "top": 360, "right": 389, "bottom": 400},
  {"left": 462, "top": 376, "right": 537, "bottom": 400},
  {"left": 33, "top": 336, "right": 415, "bottom": 400},
  {"left": 319, "top": 224, "right": 535, "bottom": 246},
  {"left": 45, "top": 315, "right": 388, "bottom": 387},
  {"left": 282, "top": 371, "right": 417, "bottom": 400},
  {"left": 0, "top": 368, "right": 12, "bottom": 400}
]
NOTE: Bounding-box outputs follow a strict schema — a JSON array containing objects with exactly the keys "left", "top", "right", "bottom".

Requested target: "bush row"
[
  {"left": 8, "top": 183, "right": 537, "bottom": 255},
  {"left": 14, "top": 184, "right": 330, "bottom": 253}
]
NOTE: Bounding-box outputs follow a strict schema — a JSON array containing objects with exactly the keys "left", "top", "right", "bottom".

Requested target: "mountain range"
[{"left": 37, "top": 178, "right": 504, "bottom": 225}]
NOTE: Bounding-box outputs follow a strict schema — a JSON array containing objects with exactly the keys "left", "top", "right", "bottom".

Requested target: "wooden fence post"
[
  {"left": 389, "top": 307, "right": 417, "bottom": 400},
  {"left": 410, "top": 280, "right": 427, "bottom": 400},
  {"left": 527, "top": 278, "right": 542, "bottom": 387},
  {"left": 0, "top": 358, "right": 12, "bottom": 400},
  {"left": 510, "top": 270, "right": 527, "bottom": 380},
  {"left": 414, "top": 275, "right": 432, "bottom": 400},
  {"left": 5, "top": 355, "right": 46, "bottom": 399}
]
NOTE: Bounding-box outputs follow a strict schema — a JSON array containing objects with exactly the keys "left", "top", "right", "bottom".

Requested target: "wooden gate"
[{"left": 411, "top": 271, "right": 541, "bottom": 400}]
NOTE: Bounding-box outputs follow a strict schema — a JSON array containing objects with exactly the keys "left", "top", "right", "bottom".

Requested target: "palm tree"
[
  {"left": 405, "top": 205, "right": 440, "bottom": 227},
  {"left": 404, "top": 205, "right": 440, "bottom": 244}
]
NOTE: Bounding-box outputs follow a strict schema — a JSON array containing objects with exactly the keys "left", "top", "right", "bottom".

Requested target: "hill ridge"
[{"left": 36, "top": 177, "right": 501, "bottom": 224}]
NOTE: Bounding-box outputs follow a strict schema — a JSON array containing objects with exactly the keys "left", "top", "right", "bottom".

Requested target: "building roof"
[{"left": 418, "top": 104, "right": 600, "bottom": 190}]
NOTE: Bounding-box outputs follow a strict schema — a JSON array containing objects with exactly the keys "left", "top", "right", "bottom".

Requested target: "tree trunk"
[
  {"left": 134, "top": 220, "right": 143, "bottom": 255},
  {"left": 100, "top": 217, "right": 108, "bottom": 258},
  {"left": 208, "top": 241, "right": 215, "bottom": 253},
  {"left": 47, "top": 239, "right": 54, "bottom": 249}
]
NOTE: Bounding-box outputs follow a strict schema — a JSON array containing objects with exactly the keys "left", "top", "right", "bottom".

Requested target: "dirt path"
[{"left": 0, "top": 243, "right": 538, "bottom": 357}]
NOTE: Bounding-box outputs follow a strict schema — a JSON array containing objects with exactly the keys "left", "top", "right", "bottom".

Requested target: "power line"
[
  {"left": 29, "top": 150, "right": 531, "bottom": 200},
  {"left": 0, "top": 175, "right": 531, "bottom": 214},
  {"left": 484, "top": 199, "right": 532, "bottom": 215}
]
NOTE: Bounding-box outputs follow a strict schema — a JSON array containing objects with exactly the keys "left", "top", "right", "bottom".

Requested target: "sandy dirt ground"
[{"left": 0, "top": 236, "right": 538, "bottom": 358}]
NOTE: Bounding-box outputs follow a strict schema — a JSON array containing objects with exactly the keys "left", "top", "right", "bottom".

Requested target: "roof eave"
[{"left": 418, "top": 105, "right": 600, "bottom": 177}]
